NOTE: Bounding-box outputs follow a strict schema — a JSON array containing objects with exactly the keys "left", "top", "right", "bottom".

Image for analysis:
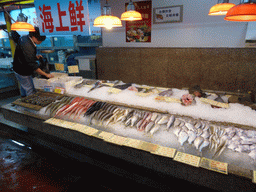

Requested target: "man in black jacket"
[{"left": 12, "top": 27, "right": 54, "bottom": 97}]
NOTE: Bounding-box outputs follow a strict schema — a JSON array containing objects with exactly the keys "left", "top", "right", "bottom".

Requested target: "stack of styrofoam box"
[
  {"left": 51, "top": 76, "right": 83, "bottom": 92},
  {"left": 33, "top": 72, "right": 68, "bottom": 90}
]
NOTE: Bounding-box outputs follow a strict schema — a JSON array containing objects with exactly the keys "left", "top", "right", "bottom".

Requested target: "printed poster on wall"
[
  {"left": 126, "top": 1, "right": 152, "bottom": 43},
  {"left": 34, "top": 0, "right": 90, "bottom": 36}
]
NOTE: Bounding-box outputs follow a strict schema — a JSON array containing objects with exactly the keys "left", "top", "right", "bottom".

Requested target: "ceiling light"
[
  {"left": 225, "top": 0, "right": 256, "bottom": 21},
  {"left": 93, "top": 0, "right": 122, "bottom": 29},
  {"left": 121, "top": 0, "right": 142, "bottom": 21},
  {"left": 11, "top": 11, "right": 35, "bottom": 31},
  {"left": 209, "top": 0, "right": 236, "bottom": 15}
]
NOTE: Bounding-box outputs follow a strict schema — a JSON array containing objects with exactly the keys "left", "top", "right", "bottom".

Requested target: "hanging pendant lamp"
[
  {"left": 11, "top": 8, "right": 35, "bottom": 32},
  {"left": 121, "top": 0, "right": 142, "bottom": 21},
  {"left": 208, "top": 0, "right": 236, "bottom": 15},
  {"left": 225, "top": 0, "right": 256, "bottom": 21},
  {"left": 93, "top": 0, "right": 122, "bottom": 29}
]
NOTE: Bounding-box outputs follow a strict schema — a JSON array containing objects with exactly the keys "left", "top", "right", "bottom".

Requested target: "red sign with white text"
[
  {"left": 126, "top": 1, "right": 152, "bottom": 43},
  {"left": 34, "top": 0, "right": 90, "bottom": 35}
]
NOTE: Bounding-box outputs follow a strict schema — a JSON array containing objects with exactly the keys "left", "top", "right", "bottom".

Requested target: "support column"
[{"left": 4, "top": 11, "right": 16, "bottom": 58}]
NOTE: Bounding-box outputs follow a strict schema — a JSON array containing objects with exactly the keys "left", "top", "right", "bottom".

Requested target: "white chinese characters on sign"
[{"left": 35, "top": 0, "right": 90, "bottom": 35}]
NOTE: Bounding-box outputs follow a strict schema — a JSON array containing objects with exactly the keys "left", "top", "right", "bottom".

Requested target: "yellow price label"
[
  {"left": 151, "top": 146, "right": 176, "bottom": 158},
  {"left": 174, "top": 151, "right": 201, "bottom": 167},
  {"left": 200, "top": 157, "right": 228, "bottom": 174},
  {"left": 55, "top": 63, "right": 65, "bottom": 71},
  {"left": 106, "top": 135, "right": 127, "bottom": 145},
  {"left": 123, "top": 138, "right": 141, "bottom": 149},
  {"left": 68, "top": 65, "right": 79, "bottom": 73},
  {"left": 108, "top": 88, "right": 122, "bottom": 94},
  {"left": 54, "top": 87, "right": 65, "bottom": 94}
]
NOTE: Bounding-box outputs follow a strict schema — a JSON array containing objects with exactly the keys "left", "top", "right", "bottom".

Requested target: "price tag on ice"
[
  {"left": 200, "top": 158, "right": 228, "bottom": 175},
  {"left": 151, "top": 146, "right": 176, "bottom": 158},
  {"left": 106, "top": 135, "right": 127, "bottom": 145},
  {"left": 253, "top": 171, "right": 256, "bottom": 183},
  {"left": 123, "top": 138, "right": 141, "bottom": 149},
  {"left": 199, "top": 98, "right": 229, "bottom": 109},
  {"left": 72, "top": 123, "right": 88, "bottom": 132},
  {"left": 174, "top": 151, "right": 200, "bottom": 167},
  {"left": 81, "top": 126, "right": 99, "bottom": 136},
  {"left": 99, "top": 131, "right": 114, "bottom": 140},
  {"left": 54, "top": 87, "right": 65, "bottom": 94},
  {"left": 155, "top": 96, "right": 181, "bottom": 103},
  {"left": 68, "top": 65, "right": 79, "bottom": 74},
  {"left": 138, "top": 141, "right": 158, "bottom": 153},
  {"left": 108, "top": 88, "right": 122, "bottom": 94},
  {"left": 45, "top": 118, "right": 58, "bottom": 125}
]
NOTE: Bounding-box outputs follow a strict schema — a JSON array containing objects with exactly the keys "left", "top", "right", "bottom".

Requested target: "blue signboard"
[{"left": 34, "top": 0, "right": 90, "bottom": 36}]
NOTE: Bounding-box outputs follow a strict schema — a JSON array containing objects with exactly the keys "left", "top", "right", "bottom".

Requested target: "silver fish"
[
  {"left": 181, "top": 126, "right": 189, "bottom": 133},
  {"left": 89, "top": 111, "right": 97, "bottom": 125},
  {"left": 136, "top": 119, "right": 144, "bottom": 130},
  {"left": 201, "top": 130, "right": 210, "bottom": 139},
  {"left": 194, "top": 136, "right": 204, "bottom": 150},
  {"left": 196, "top": 128, "right": 203, "bottom": 136},
  {"left": 185, "top": 123, "right": 195, "bottom": 131},
  {"left": 213, "top": 139, "right": 227, "bottom": 158},
  {"left": 145, "top": 122, "right": 155, "bottom": 133},
  {"left": 173, "top": 119, "right": 181, "bottom": 127},
  {"left": 178, "top": 131, "right": 188, "bottom": 146},
  {"left": 101, "top": 113, "right": 112, "bottom": 124},
  {"left": 130, "top": 115, "right": 139, "bottom": 127},
  {"left": 188, "top": 130, "right": 197, "bottom": 144},
  {"left": 151, "top": 113, "right": 159, "bottom": 122},
  {"left": 125, "top": 118, "right": 132, "bottom": 127},
  {"left": 194, "top": 121, "right": 202, "bottom": 129},
  {"left": 173, "top": 126, "right": 182, "bottom": 137},
  {"left": 150, "top": 124, "right": 161, "bottom": 135},
  {"left": 166, "top": 115, "right": 175, "bottom": 130},
  {"left": 154, "top": 115, "right": 163, "bottom": 124},
  {"left": 248, "top": 150, "right": 256, "bottom": 160},
  {"left": 227, "top": 143, "right": 238, "bottom": 151},
  {"left": 157, "top": 115, "right": 169, "bottom": 125},
  {"left": 199, "top": 139, "right": 210, "bottom": 152},
  {"left": 235, "top": 144, "right": 250, "bottom": 153}
]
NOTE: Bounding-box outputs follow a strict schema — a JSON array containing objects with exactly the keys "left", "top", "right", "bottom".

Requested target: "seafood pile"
[
  {"left": 48, "top": 97, "right": 100, "bottom": 119},
  {"left": 225, "top": 127, "right": 256, "bottom": 160},
  {"left": 172, "top": 119, "right": 227, "bottom": 156},
  {"left": 43, "top": 95, "right": 256, "bottom": 161},
  {"left": 21, "top": 92, "right": 63, "bottom": 107},
  {"left": 45, "top": 96, "right": 74, "bottom": 116},
  {"left": 88, "top": 107, "right": 176, "bottom": 136}
]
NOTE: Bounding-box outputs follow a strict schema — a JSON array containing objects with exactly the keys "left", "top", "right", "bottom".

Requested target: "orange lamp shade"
[
  {"left": 94, "top": 15, "right": 122, "bottom": 29},
  {"left": 121, "top": 10, "right": 142, "bottom": 21},
  {"left": 11, "top": 22, "right": 35, "bottom": 32},
  {"left": 225, "top": 3, "right": 256, "bottom": 21},
  {"left": 208, "top": 3, "right": 236, "bottom": 15}
]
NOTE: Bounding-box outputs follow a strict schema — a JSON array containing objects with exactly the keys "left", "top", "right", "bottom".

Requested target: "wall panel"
[{"left": 96, "top": 47, "right": 256, "bottom": 93}]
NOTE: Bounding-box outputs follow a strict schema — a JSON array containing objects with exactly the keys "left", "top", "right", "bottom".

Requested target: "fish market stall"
[{"left": 2, "top": 78, "right": 256, "bottom": 191}]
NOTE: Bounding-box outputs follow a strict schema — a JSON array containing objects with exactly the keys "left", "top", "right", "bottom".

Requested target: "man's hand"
[
  {"left": 46, "top": 74, "right": 54, "bottom": 79},
  {"left": 36, "top": 55, "right": 43, "bottom": 59}
]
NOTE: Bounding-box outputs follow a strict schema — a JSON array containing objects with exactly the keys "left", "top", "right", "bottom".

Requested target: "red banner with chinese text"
[
  {"left": 126, "top": 1, "right": 152, "bottom": 43},
  {"left": 34, "top": 0, "right": 90, "bottom": 36}
]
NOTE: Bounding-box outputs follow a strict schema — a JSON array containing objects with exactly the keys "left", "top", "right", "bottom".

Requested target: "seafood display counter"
[{"left": 2, "top": 79, "right": 256, "bottom": 191}]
